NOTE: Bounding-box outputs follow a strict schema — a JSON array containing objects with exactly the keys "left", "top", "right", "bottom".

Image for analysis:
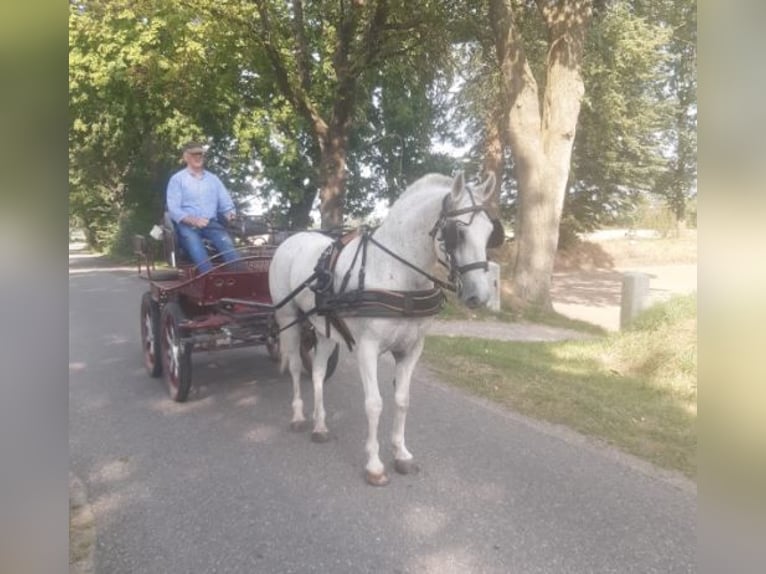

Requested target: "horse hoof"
[
  {"left": 394, "top": 459, "right": 419, "bottom": 475},
  {"left": 311, "top": 431, "right": 330, "bottom": 443},
  {"left": 290, "top": 420, "right": 309, "bottom": 432},
  {"left": 365, "top": 471, "right": 390, "bottom": 487}
]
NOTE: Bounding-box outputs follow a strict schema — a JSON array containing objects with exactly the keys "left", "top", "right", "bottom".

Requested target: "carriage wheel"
[
  {"left": 140, "top": 292, "right": 162, "bottom": 377},
  {"left": 160, "top": 301, "right": 193, "bottom": 402}
]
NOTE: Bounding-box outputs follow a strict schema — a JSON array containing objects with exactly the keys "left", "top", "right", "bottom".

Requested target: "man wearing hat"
[{"left": 166, "top": 141, "right": 242, "bottom": 272}]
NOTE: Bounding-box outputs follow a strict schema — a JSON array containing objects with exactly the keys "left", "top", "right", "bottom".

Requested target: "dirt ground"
[
  {"left": 551, "top": 263, "right": 697, "bottom": 331},
  {"left": 550, "top": 230, "right": 698, "bottom": 331}
]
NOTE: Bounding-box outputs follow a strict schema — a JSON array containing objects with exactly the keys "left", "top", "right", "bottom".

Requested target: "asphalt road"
[{"left": 69, "top": 258, "right": 696, "bottom": 574}]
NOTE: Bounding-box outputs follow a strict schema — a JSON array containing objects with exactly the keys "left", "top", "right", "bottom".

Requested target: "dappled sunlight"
[
  {"left": 425, "top": 326, "right": 697, "bottom": 477},
  {"left": 402, "top": 505, "right": 448, "bottom": 538},
  {"left": 83, "top": 456, "right": 149, "bottom": 532},
  {"left": 78, "top": 396, "right": 110, "bottom": 413},
  {"left": 467, "top": 480, "right": 508, "bottom": 503},
  {"left": 551, "top": 269, "right": 623, "bottom": 307},
  {"left": 243, "top": 425, "right": 278, "bottom": 444},
  {"left": 90, "top": 490, "right": 129, "bottom": 521},
  {"left": 406, "top": 545, "right": 482, "bottom": 574},
  {"left": 235, "top": 395, "right": 258, "bottom": 408},
  {"left": 89, "top": 457, "right": 134, "bottom": 485},
  {"left": 148, "top": 394, "right": 216, "bottom": 415},
  {"left": 545, "top": 342, "right": 610, "bottom": 378}
]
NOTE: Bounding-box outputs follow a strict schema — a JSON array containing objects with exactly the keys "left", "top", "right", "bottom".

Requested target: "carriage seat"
[{"left": 161, "top": 212, "right": 219, "bottom": 268}]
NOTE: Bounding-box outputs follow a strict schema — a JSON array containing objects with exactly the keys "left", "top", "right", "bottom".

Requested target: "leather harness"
[
  {"left": 309, "top": 229, "right": 446, "bottom": 350},
  {"left": 264, "top": 188, "right": 505, "bottom": 351}
]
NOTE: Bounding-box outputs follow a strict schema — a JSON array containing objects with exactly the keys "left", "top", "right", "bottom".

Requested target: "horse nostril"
[{"left": 465, "top": 295, "right": 480, "bottom": 308}]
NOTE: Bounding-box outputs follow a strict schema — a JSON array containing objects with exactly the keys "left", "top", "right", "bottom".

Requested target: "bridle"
[{"left": 429, "top": 188, "right": 505, "bottom": 287}]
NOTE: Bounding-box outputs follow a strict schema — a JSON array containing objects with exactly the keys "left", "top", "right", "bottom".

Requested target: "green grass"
[
  {"left": 424, "top": 293, "right": 697, "bottom": 478},
  {"left": 439, "top": 292, "right": 606, "bottom": 335}
]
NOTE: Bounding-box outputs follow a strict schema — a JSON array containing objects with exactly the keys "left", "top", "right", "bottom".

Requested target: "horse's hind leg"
[
  {"left": 356, "top": 340, "right": 388, "bottom": 486},
  {"left": 309, "top": 336, "right": 336, "bottom": 443},
  {"left": 279, "top": 321, "right": 308, "bottom": 432},
  {"left": 391, "top": 338, "right": 424, "bottom": 475}
]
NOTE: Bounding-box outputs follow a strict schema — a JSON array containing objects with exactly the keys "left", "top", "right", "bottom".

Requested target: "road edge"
[{"left": 69, "top": 472, "right": 96, "bottom": 574}]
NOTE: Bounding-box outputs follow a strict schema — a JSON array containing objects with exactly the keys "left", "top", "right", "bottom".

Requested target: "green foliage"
[
  {"left": 70, "top": 0, "right": 466, "bottom": 240},
  {"left": 634, "top": 203, "right": 678, "bottom": 238},
  {"left": 565, "top": 1, "right": 674, "bottom": 231},
  {"left": 563, "top": 0, "right": 697, "bottom": 231},
  {"left": 646, "top": 0, "right": 697, "bottom": 221},
  {"left": 69, "top": 0, "right": 696, "bottom": 249},
  {"left": 629, "top": 292, "right": 696, "bottom": 332},
  {"left": 69, "top": 0, "right": 256, "bottom": 251}
]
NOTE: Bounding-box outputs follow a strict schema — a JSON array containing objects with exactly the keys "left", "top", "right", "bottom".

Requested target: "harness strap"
[
  {"left": 456, "top": 261, "right": 489, "bottom": 274},
  {"left": 325, "top": 288, "right": 445, "bottom": 317},
  {"left": 338, "top": 230, "right": 366, "bottom": 294},
  {"left": 273, "top": 270, "right": 320, "bottom": 310},
  {"left": 367, "top": 235, "right": 455, "bottom": 292}
]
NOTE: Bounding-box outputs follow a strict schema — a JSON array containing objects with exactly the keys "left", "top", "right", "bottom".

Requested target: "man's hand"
[{"left": 183, "top": 216, "right": 209, "bottom": 228}]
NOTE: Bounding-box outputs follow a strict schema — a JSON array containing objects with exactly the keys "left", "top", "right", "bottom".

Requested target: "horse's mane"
[
  {"left": 396, "top": 173, "right": 453, "bottom": 201},
  {"left": 378, "top": 174, "right": 453, "bottom": 227}
]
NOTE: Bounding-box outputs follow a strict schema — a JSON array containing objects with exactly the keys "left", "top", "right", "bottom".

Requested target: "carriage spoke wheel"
[
  {"left": 140, "top": 292, "right": 162, "bottom": 377},
  {"left": 160, "top": 301, "right": 192, "bottom": 402}
]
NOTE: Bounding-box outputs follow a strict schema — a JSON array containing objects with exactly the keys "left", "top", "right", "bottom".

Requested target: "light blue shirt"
[{"left": 166, "top": 168, "right": 236, "bottom": 224}]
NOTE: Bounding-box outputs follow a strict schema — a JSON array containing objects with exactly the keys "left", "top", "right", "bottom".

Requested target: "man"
[{"left": 166, "top": 141, "right": 242, "bottom": 273}]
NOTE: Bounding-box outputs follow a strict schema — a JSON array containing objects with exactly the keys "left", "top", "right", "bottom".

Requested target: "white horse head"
[
  {"left": 432, "top": 171, "right": 498, "bottom": 307},
  {"left": 268, "top": 171, "right": 500, "bottom": 486}
]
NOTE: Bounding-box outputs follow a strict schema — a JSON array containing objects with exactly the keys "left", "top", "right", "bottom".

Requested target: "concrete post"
[
  {"left": 620, "top": 272, "right": 650, "bottom": 329},
  {"left": 487, "top": 262, "right": 501, "bottom": 311}
]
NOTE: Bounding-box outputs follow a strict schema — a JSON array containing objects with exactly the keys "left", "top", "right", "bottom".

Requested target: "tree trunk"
[
  {"left": 319, "top": 126, "right": 349, "bottom": 230},
  {"left": 287, "top": 184, "right": 316, "bottom": 229},
  {"left": 492, "top": 0, "right": 591, "bottom": 310},
  {"left": 482, "top": 108, "right": 505, "bottom": 218}
]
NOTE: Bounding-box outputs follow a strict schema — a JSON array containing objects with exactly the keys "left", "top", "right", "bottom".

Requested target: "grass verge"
[
  {"left": 424, "top": 293, "right": 697, "bottom": 479},
  {"left": 439, "top": 292, "right": 606, "bottom": 335}
]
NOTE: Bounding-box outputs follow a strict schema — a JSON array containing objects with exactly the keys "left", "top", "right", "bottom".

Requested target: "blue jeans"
[{"left": 175, "top": 220, "right": 241, "bottom": 273}]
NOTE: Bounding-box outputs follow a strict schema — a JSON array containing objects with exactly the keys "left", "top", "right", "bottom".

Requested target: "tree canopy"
[{"left": 69, "top": 0, "right": 697, "bottom": 305}]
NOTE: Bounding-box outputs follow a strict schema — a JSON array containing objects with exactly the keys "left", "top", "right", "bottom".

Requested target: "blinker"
[
  {"left": 487, "top": 219, "right": 505, "bottom": 249},
  {"left": 443, "top": 218, "right": 504, "bottom": 252},
  {"left": 443, "top": 220, "right": 459, "bottom": 252}
]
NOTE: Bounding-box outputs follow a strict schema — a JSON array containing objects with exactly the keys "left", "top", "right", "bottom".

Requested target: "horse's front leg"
[
  {"left": 391, "top": 338, "right": 424, "bottom": 475},
  {"left": 309, "top": 336, "right": 336, "bottom": 443},
  {"left": 357, "top": 340, "right": 388, "bottom": 486}
]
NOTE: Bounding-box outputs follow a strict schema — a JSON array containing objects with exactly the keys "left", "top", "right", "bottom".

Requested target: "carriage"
[
  {"left": 134, "top": 214, "right": 321, "bottom": 402},
  {"left": 136, "top": 172, "right": 503, "bottom": 485}
]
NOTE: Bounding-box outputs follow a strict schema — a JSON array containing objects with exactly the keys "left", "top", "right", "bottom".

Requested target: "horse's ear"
[
  {"left": 450, "top": 171, "right": 466, "bottom": 204},
  {"left": 479, "top": 172, "right": 497, "bottom": 202}
]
